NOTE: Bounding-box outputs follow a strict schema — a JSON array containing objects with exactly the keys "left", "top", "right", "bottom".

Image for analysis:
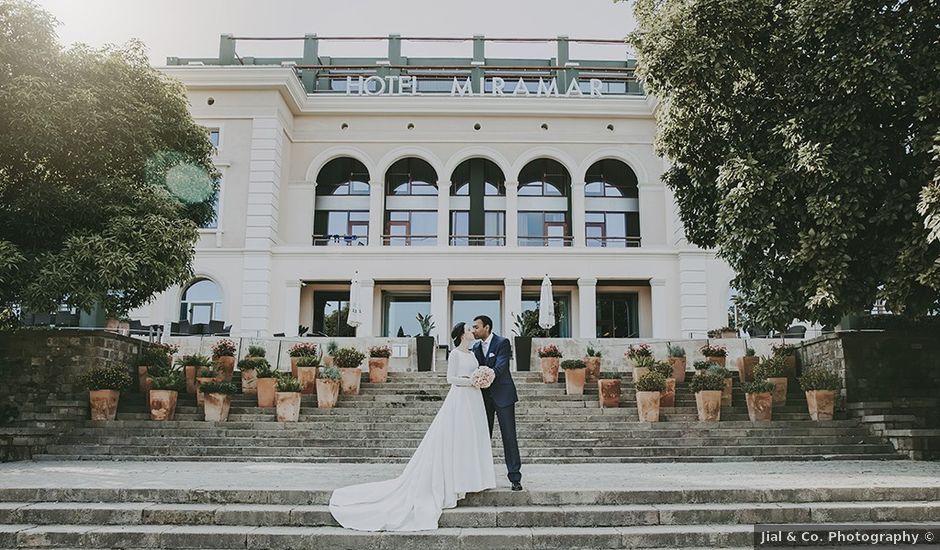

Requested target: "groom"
[{"left": 471, "top": 315, "right": 523, "bottom": 491}]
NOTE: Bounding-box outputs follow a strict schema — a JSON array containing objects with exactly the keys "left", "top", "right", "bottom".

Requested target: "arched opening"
[
  {"left": 517, "top": 158, "right": 572, "bottom": 246},
  {"left": 584, "top": 159, "right": 641, "bottom": 247},
  {"left": 449, "top": 158, "right": 506, "bottom": 246},
  {"left": 314, "top": 157, "right": 371, "bottom": 246},
  {"left": 384, "top": 157, "right": 438, "bottom": 246},
  {"left": 179, "top": 278, "right": 223, "bottom": 325}
]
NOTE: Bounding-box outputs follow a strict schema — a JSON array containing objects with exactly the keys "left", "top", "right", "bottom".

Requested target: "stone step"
[{"left": 3, "top": 500, "right": 938, "bottom": 528}]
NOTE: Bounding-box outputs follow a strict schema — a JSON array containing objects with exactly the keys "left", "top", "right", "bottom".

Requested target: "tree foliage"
[
  {"left": 629, "top": 0, "right": 940, "bottom": 328},
  {"left": 0, "top": 0, "right": 217, "bottom": 318}
]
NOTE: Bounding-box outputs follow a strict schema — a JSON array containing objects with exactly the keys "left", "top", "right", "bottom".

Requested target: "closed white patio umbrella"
[
  {"left": 538, "top": 275, "right": 555, "bottom": 330},
  {"left": 347, "top": 272, "right": 363, "bottom": 328}
]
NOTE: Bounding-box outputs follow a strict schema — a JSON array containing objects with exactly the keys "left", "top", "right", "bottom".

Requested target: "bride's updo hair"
[{"left": 450, "top": 322, "right": 466, "bottom": 348}]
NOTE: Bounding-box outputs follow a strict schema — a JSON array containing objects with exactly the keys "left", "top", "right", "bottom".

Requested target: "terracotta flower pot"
[
  {"left": 240, "top": 368, "right": 257, "bottom": 395},
  {"left": 276, "top": 391, "right": 302, "bottom": 422},
  {"left": 695, "top": 390, "right": 722, "bottom": 421},
  {"left": 204, "top": 393, "right": 231, "bottom": 422},
  {"left": 636, "top": 391, "right": 661, "bottom": 422},
  {"left": 184, "top": 366, "right": 197, "bottom": 394},
  {"left": 317, "top": 379, "right": 340, "bottom": 409},
  {"left": 783, "top": 355, "right": 797, "bottom": 380},
  {"left": 149, "top": 389, "right": 177, "bottom": 421},
  {"left": 805, "top": 389, "right": 835, "bottom": 421},
  {"left": 368, "top": 357, "right": 388, "bottom": 383},
  {"left": 721, "top": 377, "right": 733, "bottom": 407},
  {"left": 290, "top": 357, "right": 300, "bottom": 378},
  {"left": 540, "top": 357, "right": 560, "bottom": 383},
  {"left": 660, "top": 378, "right": 676, "bottom": 407},
  {"left": 323, "top": 355, "right": 334, "bottom": 367},
  {"left": 746, "top": 392, "right": 773, "bottom": 422},
  {"left": 583, "top": 357, "right": 601, "bottom": 383},
  {"left": 598, "top": 379, "right": 621, "bottom": 408},
  {"left": 768, "top": 377, "right": 788, "bottom": 406},
  {"left": 256, "top": 377, "right": 277, "bottom": 408},
  {"left": 705, "top": 356, "right": 726, "bottom": 368},
  {"left": 736, "top": 356, "right": 759, "bottom": 384},
  {"left": 564, "top": 368, "right": 586, "bottom": 395},
  {"left": 137, "top": 366, "right": 150, "bottom": 394},
  {"left": 341, "top": 367, "right": 362, "bottom": 395},
  {"left": 297, "top": 366, "right": 318, "bottom": 395},
  {"left": 668, "top": 356, "right": 687, "bottom": 383},
  {"left": 195, "top": 376, "right": 221, "bottom": 406},
  {"left": 89, "top": 389, "right": 119, "bottom": 421},
  {"left": 216, "top": 356, "right": 235, "bottom": 382},
  {"left": 632, "top": 366, "right": 650, "bottom": 382}
]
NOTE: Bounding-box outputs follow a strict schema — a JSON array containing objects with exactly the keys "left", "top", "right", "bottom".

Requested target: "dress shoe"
[{"left": 511, "top": 482, "right": 523, "bottom": 491}]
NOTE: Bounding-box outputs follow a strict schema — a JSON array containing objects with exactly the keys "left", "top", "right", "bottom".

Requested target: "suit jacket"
[{"left": 473, "top": 334, "right": 519, "bottom": 408}]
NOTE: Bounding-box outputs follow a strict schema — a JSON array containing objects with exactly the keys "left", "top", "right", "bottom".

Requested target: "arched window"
[
  {"left": 385, "top": 157, "right": 438, "bottom": 196},
  {"left": 316, "top": 157, "right": 370, "bottom": 196},
  {"left": 518, "top": 158, "right": 570, "bottom": 197},
  {"left": 179, "top": 279, "right": 223, "bottom": 324},
  {"left": 584, "top": 159, "right": 638, "bottom": 198},
  {"left": 450, "top": 158, "right": 505, "bottom": 196}
]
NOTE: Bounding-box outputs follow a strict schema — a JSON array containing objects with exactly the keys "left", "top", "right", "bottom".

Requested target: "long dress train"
[{"left": 328, "top": 348, "right": 496, "bottom": 531}]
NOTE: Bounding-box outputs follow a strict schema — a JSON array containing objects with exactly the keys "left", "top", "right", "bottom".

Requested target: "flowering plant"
[
  {"left": 288, "top": 342, "right": 319, "bottom": 357},
  {"left": 700, "top": 344, "right": 727, "bottom": 357},
  {"left": 211, "top": 339, "right": 236, "bottom": 358},
  {"left": 470, "top": 366, "right": 495, "bottom": 389},
  {"left": 152, "top": 342, "right": 180, "bottom": 355},
  {"left": 369, "top": 345, "right": 392, "bottom": 358},
  {"left": 625, "top": 344, "right": 652, "bottom": 360},
  {"left": 536, "top": 344, "right": 562, "bottom": 358}
]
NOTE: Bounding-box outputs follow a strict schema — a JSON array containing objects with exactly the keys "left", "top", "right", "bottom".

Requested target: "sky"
[{"left": 32, "top": 0, "right": 637, "bottom": 66}]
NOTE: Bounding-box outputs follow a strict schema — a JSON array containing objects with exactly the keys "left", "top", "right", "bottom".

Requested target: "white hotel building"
[{"left": 132, "top": 34, "right": 736, "bottom": 342}]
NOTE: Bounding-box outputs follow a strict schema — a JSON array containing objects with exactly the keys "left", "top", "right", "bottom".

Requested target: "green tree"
[
  {"left": 0, "top": 0, "right": 217, "bottom": 319},
  {"left": 629, "top": 0, "right": 940, "bottom": 328}
]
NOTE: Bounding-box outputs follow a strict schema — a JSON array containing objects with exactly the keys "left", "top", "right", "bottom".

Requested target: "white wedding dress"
[{"left": 328, "top": 348, "right": 496, "bottom": 531}]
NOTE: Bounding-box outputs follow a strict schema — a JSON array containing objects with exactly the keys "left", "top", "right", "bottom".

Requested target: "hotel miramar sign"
[{"left": 343, "top": 76, "right": 609, "bottom": 97}]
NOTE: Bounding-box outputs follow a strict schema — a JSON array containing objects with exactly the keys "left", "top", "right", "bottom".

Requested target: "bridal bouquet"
[{"left": 470, "top": 366, "right": 495, "bottom": 389}]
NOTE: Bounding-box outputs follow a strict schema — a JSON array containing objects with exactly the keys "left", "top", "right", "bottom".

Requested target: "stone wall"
[{"left": 0, "top": 330, "right": 143, "bottom": 461}]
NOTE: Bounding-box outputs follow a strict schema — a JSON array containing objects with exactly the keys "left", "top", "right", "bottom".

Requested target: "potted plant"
[
  {"left": 666, "top": 344, "right": 687, "bottom": 383},
  {"left": 368, "top": 345, "right": 392, "bottom": 384},
  {"left": 296, "top": 355, "right": 320, "bottom": 394},
  {"left": 742, "top": 379, "right": 775, "bottom": 422},
  {"left": 317, "top": 366, "right": 342, "bottom": 409},
  {"left": 333, "top": 347, "right": 366, "bottom": 394},
  {"left": 799, "top": 368, "right": 840, "bottom": 421},
  {"left": 583, "top": 345, "right": 602, "bottom": 383},
  {"left": 237, "top": 357, "right": 260, "bottom": 395},
  {"left": 706, "top": 365, "right": 733, "bottom": 407},
  {"left": 81, "top": 364, "right": 132, "bottom": 421},
  {"left": 692, "top": 360, "right": 713, "bottom": 372},
  {"left": 511, "top": 312, "right": 537, "bottom": 372},
  {"left": 149, "top": 370, "right": 184, "bottom": 421},
  {"left": 635, "top": 371, "right": 665, "bottom": 422},
  {"left": 288, "top": 342, "right": 319, "bottom": 378},
  {"left": 275, "top": 374, "right": 303, "bottom": 422},
  {"left": 754, "top": 356, "right": 789, "bottom": 406},
  {"left": 624, "top": 343, "right": 652, "bottom": 368},
  {"left": 737, "top": 346, "right": 759, "bottom": 384},
  {"left": 323, "top": 340, "right": 339, "bottom": 367},
  {"left": 132, "top": 345, "right": 174, "bottom": 401},
  {"left": 597, "top": 372, "right": 622, "bottom": 408},
  {"left": 195, "top": 365, "right": 222, "bottom": 406},
  {"left": 415, "top": 313, "right": 436, "bottom": 372},
  {"left": 210, "top": 338, "right": 237, "bottom": 380},
  {"left": 771, "top": 343, "right": 799, "bottom": 380},
  {"left": 246, "top": 345, "right": 267, "bottom": 359},
  {"left": 649, "top": 360, "right": 676, "bottom": 407},
  {"left": 253, "top": 359, "right": 278, "bottom": 408},
  {"left": 700, "top": 343, "right": 727, "bottom": 367},
  {"left": 536, "top": 344, "right": 562, "bottom": 383},
  {"left": 689, "top": 369, "right": 725, "bottom": 421},
  {"left": 200, "top": 381, "right": 238, "bottom": 422},
  {"left": 708, "top": 326, "right": 737, "bottom": 338},
  {"left": 560, "top": 359, "right": 587, "bottom": 395},
  {"left": 176, "top": 354, "right": 211, "bottom": 395},
  {"left": 632, "top": 356, "right": 655, "bottom": 382}
]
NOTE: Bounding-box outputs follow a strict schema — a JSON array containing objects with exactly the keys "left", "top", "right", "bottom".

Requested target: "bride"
[{"left": 328, "top": 322, "right": 496, "bottom": 531}]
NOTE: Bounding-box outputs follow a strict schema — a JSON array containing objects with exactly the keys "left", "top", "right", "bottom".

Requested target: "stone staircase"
[
  {"left": 31, "top": 370, "right": 902, "bottom": 463},
  {"left": 1, "top": 480, "right": 938, "bottom": 549}
]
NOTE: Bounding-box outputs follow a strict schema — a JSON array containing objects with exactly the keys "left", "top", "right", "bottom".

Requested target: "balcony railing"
[
  {"left": 518, "top": 236, "right": 574, "bottom": 247},
  {"left": 382, "top": 234, "right": 438, "bottom": 246},
  {"left": 312, "top": 234, "right": 368, "bottom": 246},
  {"left": 586, "top": 236, "right": 642, "bottom": 248},
  {"left": 449, "top": 235, "right": 506, "bottom": 246}
]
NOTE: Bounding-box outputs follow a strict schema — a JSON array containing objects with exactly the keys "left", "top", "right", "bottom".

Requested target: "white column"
[
  {"left": 504, "top": 278, "right": 523, "bottom": 339},
  {"left": 430, "top": 278, "right": 449, "bottom": 345},
  {"left": 356, "top": 278, "right": 376, "bottom": 337},
  {"left": 505, "top": 181, "right": 518, "bottom": 247},
  {"left": 578, "top": 277, "right": 597, "bottom": 338},
  {"left": 650, "top": 278, "right": 667, "bottom": 339},
  {"left": 368, "top": 180, "right": 383, "bottom": 247},
  {"left": 436, "top": 183, "right": 449, "bottom": 247},
  {"left": 283, "top": 280, "right": 302, "bottom": 337},
  {"left": 572, "top": 181, "right": 586, "bottom": 247}
]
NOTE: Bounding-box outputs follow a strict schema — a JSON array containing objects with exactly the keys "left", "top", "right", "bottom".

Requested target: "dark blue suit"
[{"left": 474, "top": 334, "right": 522, "bottom": 483}]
